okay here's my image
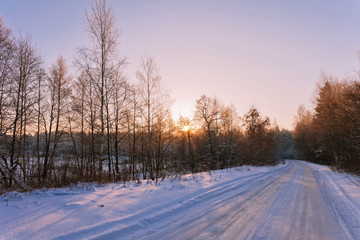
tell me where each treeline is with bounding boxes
[0,0,294,193]
[294,74,360,174]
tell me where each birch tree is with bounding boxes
[137,57,170,180]
[41,56,71,183]
[76,0,125,181]
[5,35,41,188]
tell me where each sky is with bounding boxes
[1,0,360,129]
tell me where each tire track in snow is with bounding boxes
[54,160,360,240]
[145,162,296,240]
[313,166,360,239]
[141,161,360,240]
[54,164,292,240]
[250,161,343,240]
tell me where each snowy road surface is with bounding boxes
[1,160,360,240]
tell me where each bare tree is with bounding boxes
[0,16,13,134]
[0,16,14,188]
[76,0,125,181]
[137,57,170,181]
[127,85,141,180]
[178,116,196,172]
[194,95,223,169]
[71,72,88,179]
[111,74,127,180]
[220,104,240,167]
[3,35,41,189]
[35,69,46,186]
[42,56,71,183]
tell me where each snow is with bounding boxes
[1,160,359,240]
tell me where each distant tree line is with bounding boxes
[0,0,294,193]
[294,73,360,174]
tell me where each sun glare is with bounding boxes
[182,125,190,132]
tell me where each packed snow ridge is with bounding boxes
[1,160,360,240]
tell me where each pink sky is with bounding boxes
[1,0,360,129]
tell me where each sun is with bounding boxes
[182,125,190,132]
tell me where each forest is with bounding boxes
[293,74,360,175]
[1,0,358,194]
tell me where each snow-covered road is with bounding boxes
[1,160,360,240]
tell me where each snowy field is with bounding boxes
[1,160,360,240]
